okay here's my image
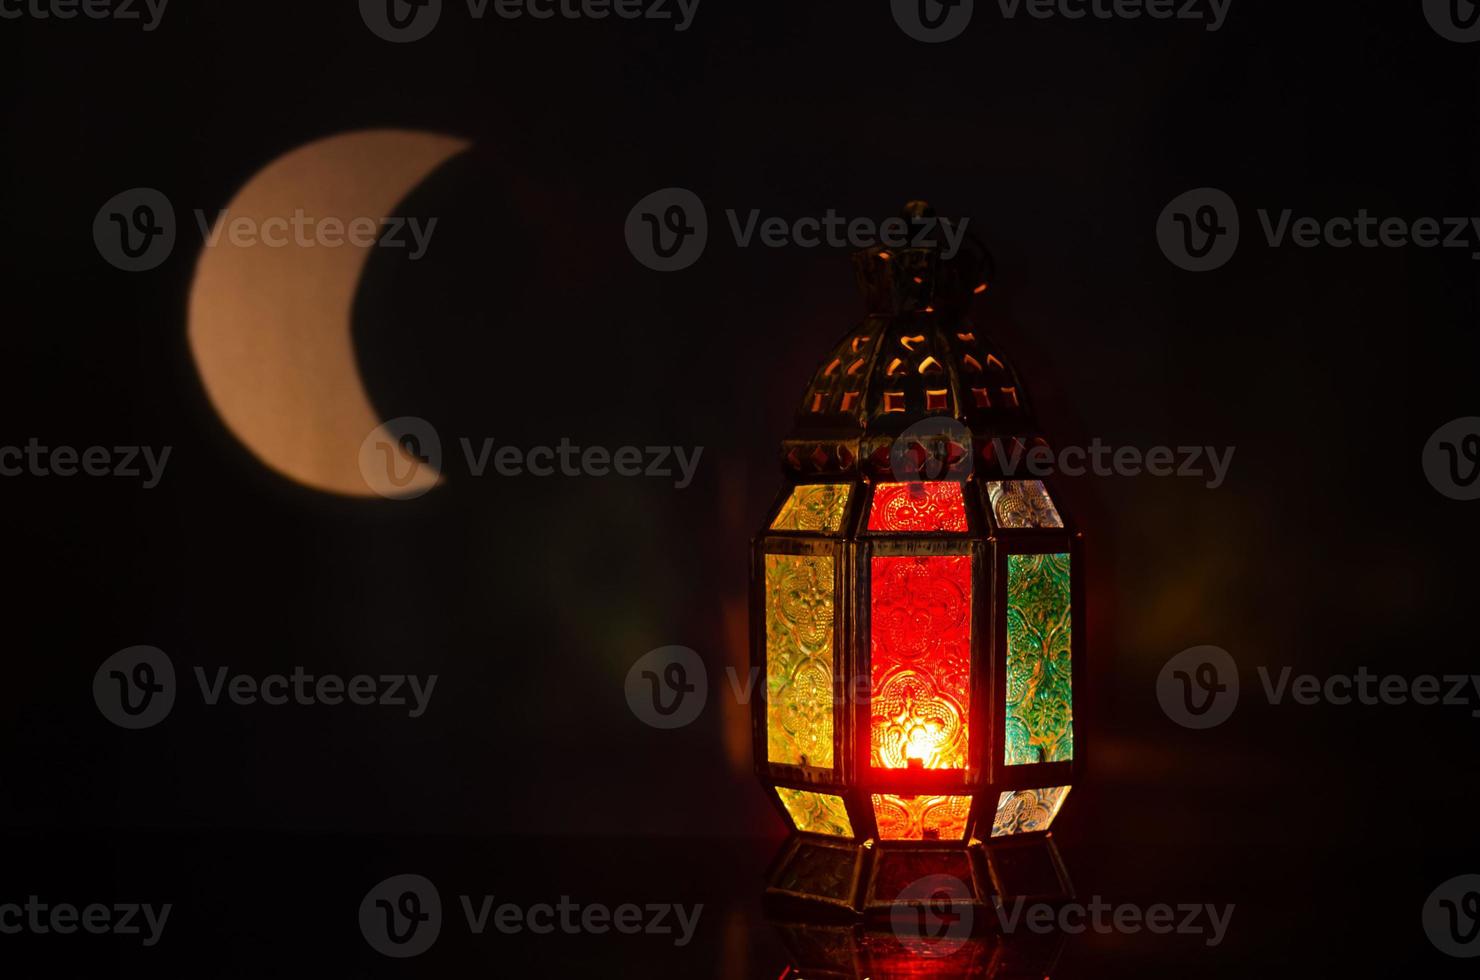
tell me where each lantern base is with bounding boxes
[763,834,1073,920]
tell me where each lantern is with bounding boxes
[752,203,1081,916]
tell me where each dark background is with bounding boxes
[2,0,1477,974]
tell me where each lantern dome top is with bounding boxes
[783,203,1047,482]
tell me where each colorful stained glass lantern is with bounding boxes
[753,204,1081,915]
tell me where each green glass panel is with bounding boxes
[1004,552,1073,766]
[765,553,835,768]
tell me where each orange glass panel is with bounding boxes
[765,554,836,769]
[868,482,968,532]
[990,786,1071,837]
[871,794,972,841]
[869,555,972,771]
[776,787,854,838]
[771,484,851,533]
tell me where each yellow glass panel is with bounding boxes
[776,787,854,838]
[990,786,1071,837]
[765,554,835,768]
[771,484,852,532]
[871,794,972,841]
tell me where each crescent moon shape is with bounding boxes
[188,129,470,498]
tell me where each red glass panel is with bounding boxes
[867,483,967,532]
[869,555,972,770]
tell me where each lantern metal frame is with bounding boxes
[751,205,1084,915]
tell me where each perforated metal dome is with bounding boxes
[782,203,1049,482]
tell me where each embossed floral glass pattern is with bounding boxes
[1004,552,1073,766]
[867,482,968,532]
[871,794,973,841]
[766,554,836,768]
[771,484,852,533]
[987,480,1063,529]
[776,787,855,838]
[990,786,1071,837]
[870,555,972,771]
